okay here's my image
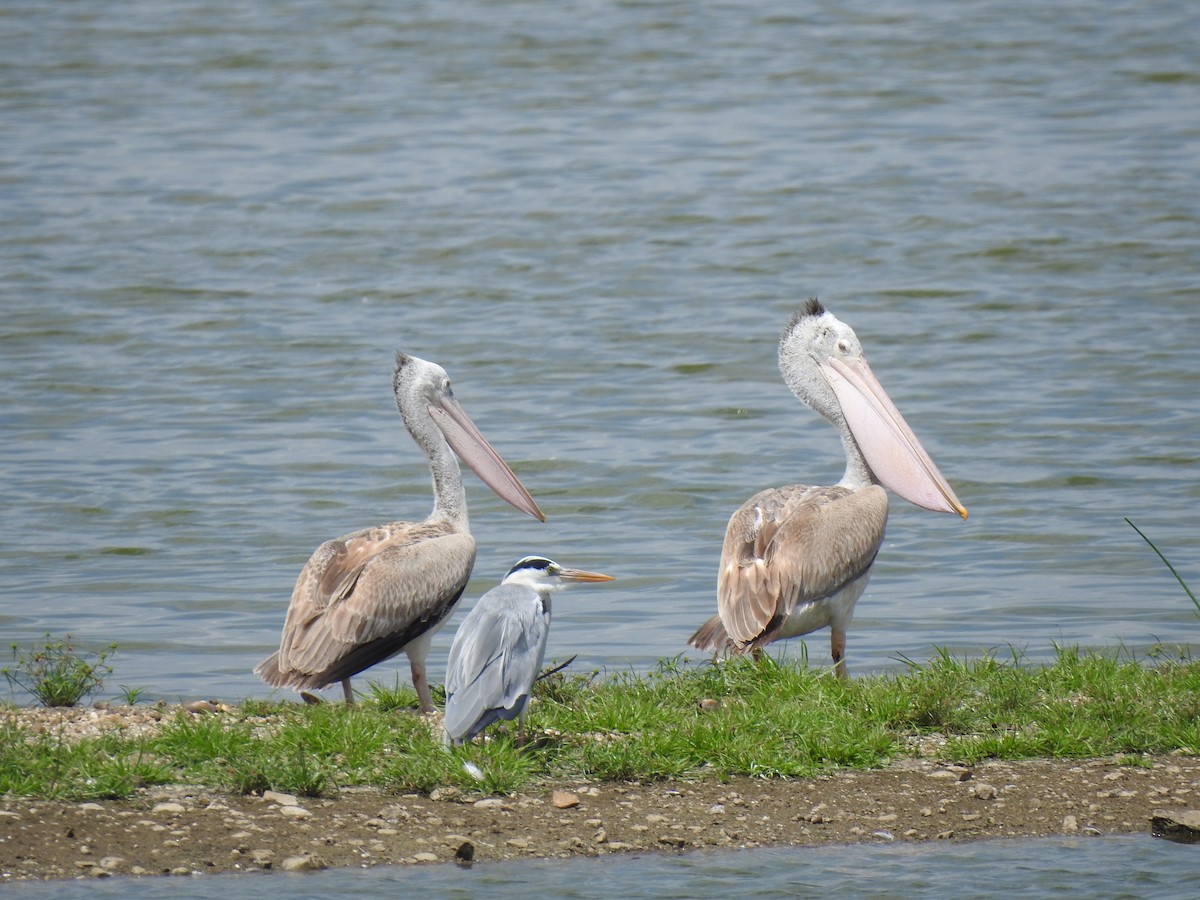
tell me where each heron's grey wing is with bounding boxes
[266,521,475,683]
[717,484,887,645]
[443,586,548,742]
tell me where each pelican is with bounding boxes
[688,299,966,675]
[255,353,545,709]
[443,556,614,745]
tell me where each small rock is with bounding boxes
[1150,809,1200,843]
[279,805,311,820]
[262,790,299,807]
[152,802,186,815]
[98,856,127,871]
[1062,815,1079,833]
[250,849,275,868]
[552,791,580,809]
[430,787,462,802]
[878,813,897,823]
[972,783,999,800]
[413,852,439,863]
[279,854,327,872]
[473,798,505,810]
[699,698,720,711]
[506,838,530,849]
[646,813,667,824]
[708,804,725,815]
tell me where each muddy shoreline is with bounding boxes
[4,752,1198,882]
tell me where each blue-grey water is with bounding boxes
[3,0,1198,893]
[3,836,1197,900]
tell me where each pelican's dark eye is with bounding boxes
[836,339,850,353]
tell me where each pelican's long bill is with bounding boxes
[428,397,546,522]
[555,568,616,584]
[821,356,968,519]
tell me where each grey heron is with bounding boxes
[443,556,614,745]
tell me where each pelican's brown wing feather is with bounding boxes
[261,521,475,687]
[717,484,888,646]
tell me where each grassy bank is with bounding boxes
[3,645,1198,802]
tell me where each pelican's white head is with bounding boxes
[777,298,864,428]
[776,300,967,518]
[392,352,545,523]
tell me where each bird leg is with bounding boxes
[830,628,848,679]
[341,678,355,704]
[410,660,436,713]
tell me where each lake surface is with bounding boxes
[3,0,1198,893]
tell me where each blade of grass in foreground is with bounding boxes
[1126,517,1198,614]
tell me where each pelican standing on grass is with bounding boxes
[444,556,614,745]
[689,299,967,675]
[255,353,545,709]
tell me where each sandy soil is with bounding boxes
[2,705,1198,882]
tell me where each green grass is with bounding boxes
[0,718,173,800]
[2,635,117,708]
[3,646,1198,801]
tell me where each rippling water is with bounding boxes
[8,835,1199,899]
[3,0,1199,892]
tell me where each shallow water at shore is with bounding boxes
[5,835,1197,899]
